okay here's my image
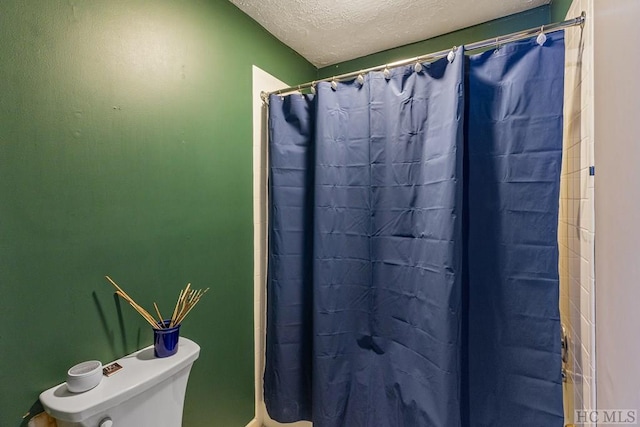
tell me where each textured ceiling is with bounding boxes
[230,0,550,67]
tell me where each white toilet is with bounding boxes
[39,337,200,427]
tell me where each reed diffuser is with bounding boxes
[105,275,209,329]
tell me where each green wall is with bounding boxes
[0,1,315,426]
[551,0,575,22]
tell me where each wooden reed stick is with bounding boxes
[174,288,209,325]
[106,276,136,302]
[127,301,159,328]
[115,290,154,321]
[121,294,158,326]
[118,294,159,328]
[107,276,161,329]
[177,287,193,318]
[153,303,165,328]
[171,286,189,327]
[169,289,184,328]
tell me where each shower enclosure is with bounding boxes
[263,31,566,427]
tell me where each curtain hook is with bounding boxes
[536,25,547,46]
[414,61,423,73]
[331,78,338,91]
[447,46,457,63]
[356,74,365,86]
[310,82,316,95]
[383,66,391,80]
[495,37,501,51]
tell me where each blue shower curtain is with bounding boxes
[266,31,564,427]
[463,31,565,426]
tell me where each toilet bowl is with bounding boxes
[39,337,200,427]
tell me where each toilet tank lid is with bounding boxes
[39,337,200,423]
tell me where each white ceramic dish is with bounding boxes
[66,360,103,393]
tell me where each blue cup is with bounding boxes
[154,320,181,358]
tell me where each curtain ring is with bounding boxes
[447,46,457,63]
[536,26,547,46]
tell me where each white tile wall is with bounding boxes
[559,1,596,425]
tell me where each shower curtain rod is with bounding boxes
[261,12,585,101]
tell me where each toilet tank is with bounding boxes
[40,337,200,427]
